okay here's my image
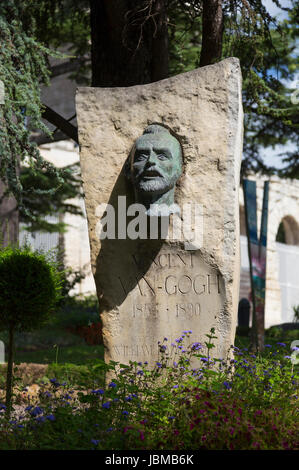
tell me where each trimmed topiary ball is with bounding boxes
[0,246,62,332]
[0,245,63,417]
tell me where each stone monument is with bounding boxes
[76,58,243,367]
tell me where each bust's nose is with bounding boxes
[146,150,157,167]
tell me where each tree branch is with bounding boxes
[42,105,79,144]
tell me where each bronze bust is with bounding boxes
[126,124,183,215]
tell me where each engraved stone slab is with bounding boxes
[76,58,243,366]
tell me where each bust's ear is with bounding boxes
[124,145,135,181]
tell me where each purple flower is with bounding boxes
[50,378,60,387]
[173,361,178,367]
[91,388,104,395]
[277,342,286,347]
[164,337,168,341]
[291,346,299,351]
[168,416,175,420]
[265,344,272,348]
[201,357,209,362]
[30,407,43,417]
[102,402,111,409]
[91,439,100,446]
[156,362,162,368]
[144,361,148,365]
[137,370,144,376]
[36,416,46,423]
[173,385,179,389]
[0,404,6,411]
[223,381,232,390]
[46,414,55,421]
[122,410,129,416]
[284,355,291,359]
[109,382,117,388]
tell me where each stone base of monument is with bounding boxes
[76,57,243,370]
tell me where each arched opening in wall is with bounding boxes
[276,216,299,245]
[276,215,299,324]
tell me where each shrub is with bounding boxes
[0,245,62,416]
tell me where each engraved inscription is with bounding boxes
[113,344,158,357]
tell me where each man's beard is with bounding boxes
[136,175,173,194]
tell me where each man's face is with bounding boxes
[131,133,182,195]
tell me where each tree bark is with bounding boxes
[199,0,223,67]
[90,0,169,87]
[0,181,19,247]
[5,327,14,419]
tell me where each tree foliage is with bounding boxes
[19,163,83,233]
[0,0,65,221]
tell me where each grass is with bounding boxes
[14,344,104,366]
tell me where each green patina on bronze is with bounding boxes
[126,124,183,214]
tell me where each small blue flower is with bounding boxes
[25,405,33,411]
[91,389,104,395]
[164,337,168,341]
[156,362,162,368]
[35,416,46,423]
[201,357,209,362]
[50,378,60,386]
[144,361,148,365]
[107,427,113,432]
[109,382,117,388]
[265,344,272,348]
[223,381,232,390]
[0,404,6,410]
[277,342,286,347]
[102,402,111,409]
[30,407,43,417]
[173,385,179,389]
[46,414,55,421]
[168,416,175,420]
[122,410,129,416]
[137,370,144,375]
[91,439,100,446]
[284,355,291,359]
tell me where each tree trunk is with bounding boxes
[0,180,19,247]
[5,327,14,419]
[199,0,223,67]
[90,0,169,87]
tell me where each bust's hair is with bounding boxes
[143,124,171,136]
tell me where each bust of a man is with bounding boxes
[126,124,183,215]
